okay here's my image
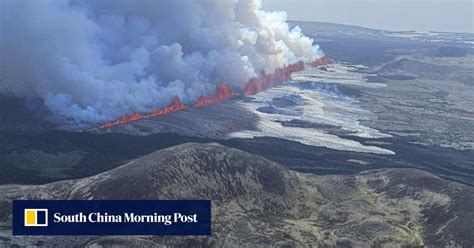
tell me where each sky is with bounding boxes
[262,0,473,33]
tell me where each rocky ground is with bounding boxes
[1,21,473,247]
[1,143,473,247]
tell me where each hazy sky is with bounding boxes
[263,0,473,33]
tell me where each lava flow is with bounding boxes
[195,84,237,107]
[98,112,145,129]
[244,61,304,95]
[95,57,332,130]
[148,96,187,117]
[98,96,186,129]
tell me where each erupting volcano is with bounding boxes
[2,0,330,127]
[148,96,187,117]
[98,96,187,129]
[96,57,332,130]
[195,84,237,107]
[244,61,305,95]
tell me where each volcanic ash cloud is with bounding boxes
[0,0,323,126]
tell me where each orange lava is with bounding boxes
[98,96,186,129]
[244,61,304,95]
[99,112,145,129]
[195,84,237,107]
[96,57,333,129]
[148,96,187,117]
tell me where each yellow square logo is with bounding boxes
[24,209,48,227]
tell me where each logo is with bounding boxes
[24,209,48,227]
[14,200,211,235]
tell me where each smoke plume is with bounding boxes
[0,0,323,126]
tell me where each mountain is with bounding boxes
[0,143,473,247]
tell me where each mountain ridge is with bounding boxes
[0,143,472,247]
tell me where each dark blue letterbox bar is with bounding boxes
[13,200,211,235]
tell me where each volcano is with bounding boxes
[98,96,187,129]
[244,61,305,95]
[147,96,187,117]
[96,57,332,129]
[195,84,237,107]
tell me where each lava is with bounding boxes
[195,84,237,107]
[244,61,304,95]
[148,96,187,117]
[96,57,332,129]
[98,96,187,129]
[99,112,145,129]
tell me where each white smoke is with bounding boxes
[0,0,323,126]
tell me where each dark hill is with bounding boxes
[0,143,472,247]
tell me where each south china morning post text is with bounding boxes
[53,212,198,225]
[13,200,211,235]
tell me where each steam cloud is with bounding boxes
[0,0,323,126]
